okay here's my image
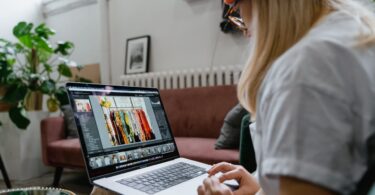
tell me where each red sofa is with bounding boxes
[41,85,239,186]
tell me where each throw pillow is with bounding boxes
[61,104,79,138]
[215,103,249,149]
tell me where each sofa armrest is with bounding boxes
[41,116,66,166]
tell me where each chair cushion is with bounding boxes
[175,137,239,164]
[47,138,85,168]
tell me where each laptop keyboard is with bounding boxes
[117,162,206,194]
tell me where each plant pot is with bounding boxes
[0,86,13,112]
[24,91,43,111]
[0,111,52,180]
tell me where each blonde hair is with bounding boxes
[237,0,375,115]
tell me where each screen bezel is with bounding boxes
[65,82,180,182]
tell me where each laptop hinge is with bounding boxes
[91,155,179,181]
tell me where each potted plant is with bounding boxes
[0,21,85,129]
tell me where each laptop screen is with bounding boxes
[66,83,179,179]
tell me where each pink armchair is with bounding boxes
[41,117,84,186]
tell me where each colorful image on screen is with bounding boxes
[96,96,157,146]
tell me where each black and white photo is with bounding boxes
[125,35,150,74]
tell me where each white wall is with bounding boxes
[108,0,250,84]
[45,3,101,69]
[0,0,44,41]
[3,0,375,85]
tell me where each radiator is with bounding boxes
[120,65,243,89]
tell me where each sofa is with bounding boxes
[41,85,240,186]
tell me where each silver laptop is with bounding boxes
[66,82,212,195]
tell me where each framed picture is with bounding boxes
[125,35,150,74]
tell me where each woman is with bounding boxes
[198,0,375,195]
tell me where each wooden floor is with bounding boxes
[0,170,92,195]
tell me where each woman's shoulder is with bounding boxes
[268,10,368,84]
[267,37,358,85]
[261,36,369,106]
[261,10,375,102]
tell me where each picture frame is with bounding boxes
[124,35,150,74]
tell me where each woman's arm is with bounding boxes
[280,176,337,195]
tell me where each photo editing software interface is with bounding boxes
[68,85,176,175]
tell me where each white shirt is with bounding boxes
[253,11,375,195]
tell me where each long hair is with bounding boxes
[237,0,375,115]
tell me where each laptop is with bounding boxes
[65,82,213,195]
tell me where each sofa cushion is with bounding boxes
[160,85,238,138]
[47,138,85,168]
[175,137,239,164]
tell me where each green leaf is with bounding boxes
[35,23,55,39]
[0,60,13,84]
[6,58,15,66]
[13,22,33,38]
[0,39,11,50]
[43,63,53,73]
[5,73,19,85]
[38,49,53,63]
[9,107,30,129]
[2,84,28,103]
[55,86,69,106]
[18,35,33,48]
[58,63,72,77]
[14,43,26,53]
[34,36,53,53]
[54,41,74,56]
[40,79,56,94]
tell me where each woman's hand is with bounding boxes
[197,176,233,195]
[197,162,260,195]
